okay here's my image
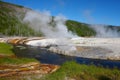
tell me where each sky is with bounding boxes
[3,0,120,26]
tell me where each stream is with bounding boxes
[13,45,120,69]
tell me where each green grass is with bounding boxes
[0,57,38,65]
[0,43,120,80]
[0,43,14,56]
[1,61,120,80]
[0,43,39,65]
[42,61,120,80]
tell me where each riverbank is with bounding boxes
[0,43,59,78]
[0,42,120,80]
[42,61,120,80]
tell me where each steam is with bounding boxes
[23,10,77,38]
[83,10,120,38]
[90,24,120,38]
[23,10,120,38]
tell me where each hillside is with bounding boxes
[66,20,96,37]
[0,1,42,36]
[0,1,120,37]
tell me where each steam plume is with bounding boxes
[90,24,120,38]
[23,10,77,38]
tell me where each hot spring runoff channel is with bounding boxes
[13,45,120,69]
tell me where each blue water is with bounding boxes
[13,45,120,69]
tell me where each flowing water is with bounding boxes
[13,45,120,69]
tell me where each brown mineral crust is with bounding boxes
[0,63,60,77]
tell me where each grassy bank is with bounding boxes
[0,43,120,80]
[42,61,120,80]
[0,43,14,56]
[0,57,38,65]
[0,43,38,65]
[1,61,120,80]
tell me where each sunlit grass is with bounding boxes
[0,57,38,65]
[0,43,14,56]
[0,43,39,65]
[42,61,120,80]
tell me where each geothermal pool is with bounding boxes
[0,37,120,68]
[13,45,120,69]
[23,37,120,60]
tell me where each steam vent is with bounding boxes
[0,37,120,60]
